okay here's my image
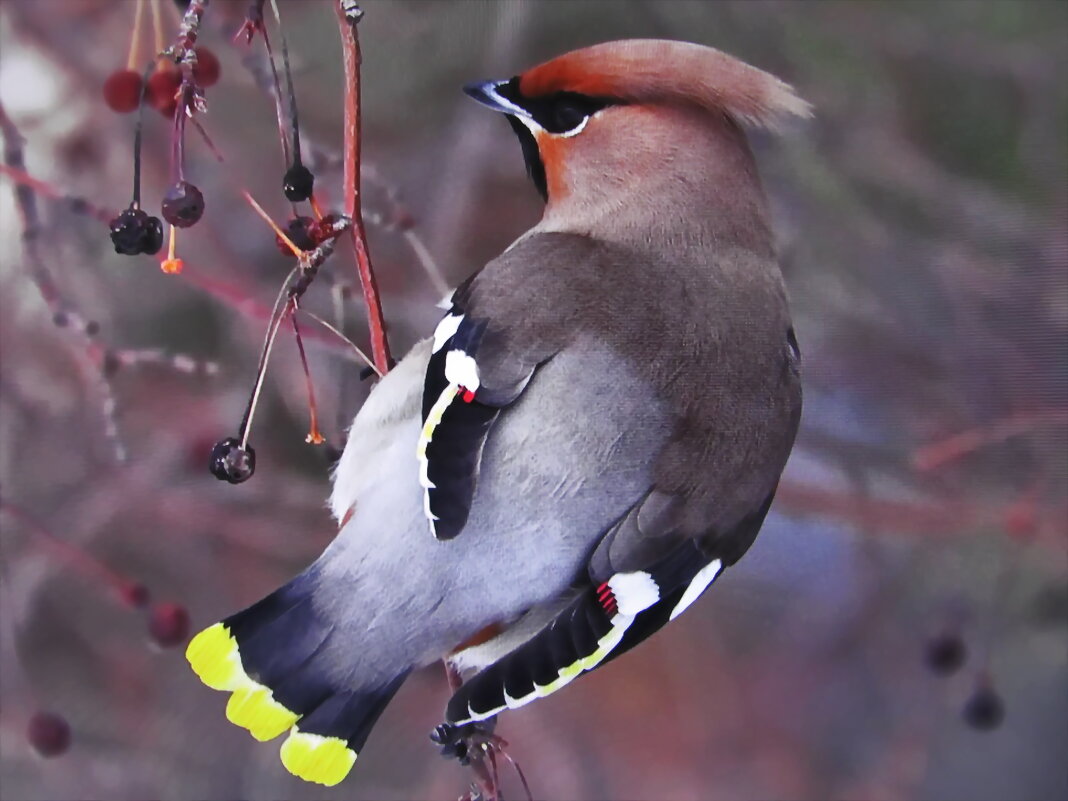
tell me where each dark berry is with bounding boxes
[147,68,181,117]
[1004,498,1037,540]
[101,350,122,378]
[963,684,1005,731]
[148,602,190,648]
[192,47,221,87]
[120,582,150,608]
[283,163,315,202]
[161,181,205,228]
[277,216,316,254]
[103,69,144,113]
[1031,582,1068,628]
[52,311,68,327]
[109,206,165,255]
[26,711,71,757]
[391,207,416,231]
[924,633,967,676]
[85,320,100,336]
[209,437,256,484]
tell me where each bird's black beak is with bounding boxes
[462,80,530,118]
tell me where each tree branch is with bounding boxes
[333,0,391,375]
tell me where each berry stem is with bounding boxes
[237,270,298,449]
[127,0,146,71]
[269,0,303,169]
[290,304,325,444]
[333,1,391,375]
[259,26,292,168]
[170,91,187,182]
[241,189,301,257]
[131,61,156,207]
[150,0,165,56]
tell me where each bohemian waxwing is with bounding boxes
[187,38,809,786]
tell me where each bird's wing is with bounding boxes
[417,235,589,540]
[418,300,531,540]
[443,488,778,726]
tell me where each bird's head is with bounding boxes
[465,39,811,234]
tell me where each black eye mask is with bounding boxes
[496,77,616,135]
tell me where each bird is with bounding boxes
[186,38,809,787]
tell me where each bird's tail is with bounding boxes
[186,574,407,786]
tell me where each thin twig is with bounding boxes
[333,0,391,375]
[298,307,378,376]
[0,501,143,605]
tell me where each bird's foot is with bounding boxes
[430,717,500,766]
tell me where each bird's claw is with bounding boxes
[430,717,499,765]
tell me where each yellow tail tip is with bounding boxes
[226,687,299,742]
[186,622,243,691]
[280,729,357,787]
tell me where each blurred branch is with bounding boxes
[1,100,127,461]
[912,408,1068,472]
[775,480,1065,555]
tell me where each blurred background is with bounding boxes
[0,1,1065,799]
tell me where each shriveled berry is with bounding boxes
[209,437,256,484]
[26,711,71,757]
[283,163,315,202]
[161,181,205,228]
[924,633,967,676]
[963,684,1005,731]
[310,213,344,244]
[148,602,190,648]
[192,47,221,87]
[109,206,165,255]
[277,216,316,254]
[103,69,144,113]
[147,68,182,117]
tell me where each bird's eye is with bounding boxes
[551,98,589,133]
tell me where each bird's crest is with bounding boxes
[519,39,812,131]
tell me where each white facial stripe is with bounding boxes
[432,313,463,353]
[557,115,590,138]
[607,571,660,617]
[482,82,533,119]
[512,113,544,135]
[668,559,723,621]
[444,350,480,391]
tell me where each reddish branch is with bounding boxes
[0,164,113,224]
[912,408,1068,472]
[0,501,146,607]
[333,0,391,375]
